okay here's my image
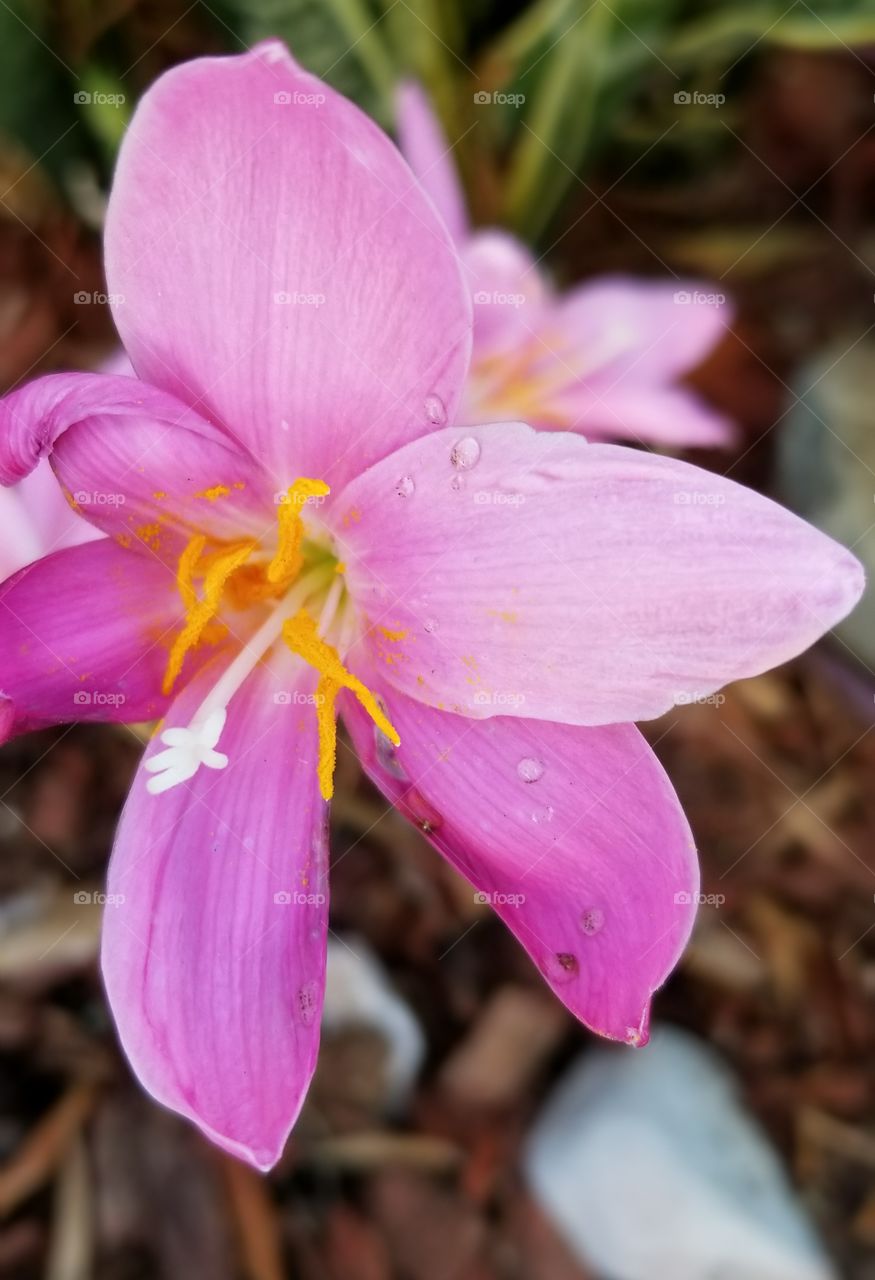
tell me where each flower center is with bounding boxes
[146,478,398,801]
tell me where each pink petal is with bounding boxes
[0,372,273,555]
[558,275,732,385]
[102,656,328,1169]
[105,42,471,490]
[545,385,735,448]
[0,539,181,740]
[395,80,468,243]
[465,230,548,352]
[343,673,698,1041]
[330,423,864,725]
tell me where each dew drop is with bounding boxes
[424,393,447,425]
[395,475,415,498]
[450,436,481,470]
[450,474,464,492]
[531,805,554,824]
[375,724,407,780]
[517,756,544,784]
[296,981,319,1026]
[423,618,438,634]
[579,907,604,936]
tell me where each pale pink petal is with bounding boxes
[15,462,100,557]
[465,230,548,352]
[0,372,273,554]
[396,80,468,243]
[343,673,698,1041]
[331,423,864,725]
[544,385,735,447]
[0,540,182,740]
[102,656,328,1170]
[105,42,471,490]
[558,276,732,385]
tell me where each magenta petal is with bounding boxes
[102,657,328,1170]
[331,423,864,726]
[344,675,698,1040]
[396,80,469,243]
[105,42,471,489]
[0,540,181,738]
[0,372,272,552]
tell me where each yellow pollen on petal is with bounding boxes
[268,478,331,586]
[196,484,231,501]
[162,536,256,695]
[283,608,399,801]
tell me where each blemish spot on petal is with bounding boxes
[450,436,481,470]
[395,475,415,498]
[517,756,544,783]
[450,475,464,492]
[579,907,605,936]
[297,981,320,1026]
[423,618,438,634]
[543,952,579,985]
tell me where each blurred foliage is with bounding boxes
[1,0,874,241]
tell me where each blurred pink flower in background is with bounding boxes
[0,44,862,1171]
[397,82,735,447]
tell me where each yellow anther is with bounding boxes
[163,537,256,695]
[283,608,399,801]
[269,478,330,586]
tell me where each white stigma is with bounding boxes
[145,707,229,795]
[145,563,344,798]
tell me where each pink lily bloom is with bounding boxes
[0,43,862,1170]
[397,82,735,447]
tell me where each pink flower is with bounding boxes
[397,81,735,447]
[0,43,862,1169]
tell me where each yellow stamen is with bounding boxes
[163,537,256,695]
[283,608,399,801]
[269,478,330,586]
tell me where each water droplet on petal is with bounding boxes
[395,475,415,498]
[531,805,554,824]
[450,436,481,470]
[579,907,604,936]
[424,393,447,425]
[296,981,320,1026]
[423,618,438,634]
[450,474,464,492]
[402,787,443,835]
[375,723,407,780]
[517,756,544,783]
